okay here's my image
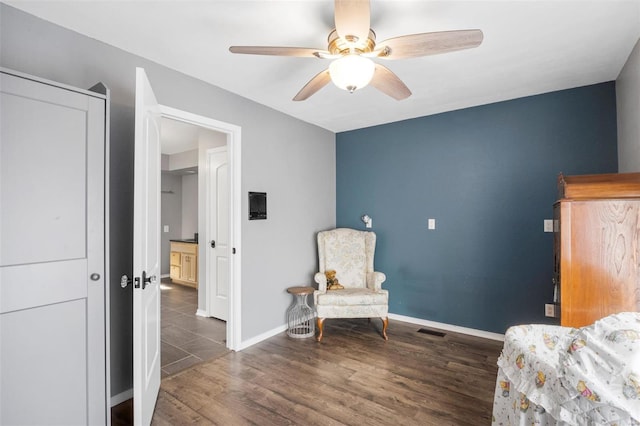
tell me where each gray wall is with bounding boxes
[160,173,183,276]
[617,37,640,172]
[0,4,336,398]
[181,174,198,239]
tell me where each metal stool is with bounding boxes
[286,286,315,338]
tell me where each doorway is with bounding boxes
[159,118,224,376]
[128,67,242,425]
[157,107,241,376]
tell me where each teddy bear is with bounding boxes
[325,269,344,290]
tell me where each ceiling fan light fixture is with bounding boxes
[229,1,483,101]
[329,54,375,93]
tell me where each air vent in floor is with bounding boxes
[417,328,446,337]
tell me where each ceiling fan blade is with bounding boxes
[377,29,483,59]
[293,69,332,101]
[370,64,411,100]
[334,0,370,45]
[229,46,327,58]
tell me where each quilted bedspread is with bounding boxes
[492,312,640,425]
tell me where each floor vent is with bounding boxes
[417,328,446,337]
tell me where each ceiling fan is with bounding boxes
[229,0,483,101]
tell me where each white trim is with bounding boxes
[388,313,504,341]
[238,316,503,350]
[237,324,288,351]
[160,273,170,279]
[110,388,133,407]
[195,308,208,317]
[101,84,112,426]
[228,130,241,351]
[157,105,242,352]
[1,67,107,100]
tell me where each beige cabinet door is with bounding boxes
[181,253,198,283]
[169,251,181,280]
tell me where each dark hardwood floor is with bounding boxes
[113,318,503,425]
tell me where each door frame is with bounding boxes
[158,105,242,351]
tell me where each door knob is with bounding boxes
[120,275,132,288]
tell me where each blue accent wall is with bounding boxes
[336,82,618,333]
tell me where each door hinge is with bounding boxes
[232,247,236,254]
[142,270,156,289]
[133,271,156,289]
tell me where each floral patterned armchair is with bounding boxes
[313,228,389,342]
[492,312,640,425]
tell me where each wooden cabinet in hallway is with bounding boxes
[169,240,198,288]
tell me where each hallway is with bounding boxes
[160,280,229,377]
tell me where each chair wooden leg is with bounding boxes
[316,317,325,342]
[381,317,389,340]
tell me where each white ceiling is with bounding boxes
[6,0,640,133]
[160,117,201,155]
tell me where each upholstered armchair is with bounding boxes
[313,228,389,342]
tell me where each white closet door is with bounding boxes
[0,71,106,425]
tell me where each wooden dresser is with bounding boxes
[169,241,198,288]
[554,172,640,327]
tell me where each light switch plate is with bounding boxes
[543,219,553,233]
[545,303,557,317]
[163,225,169,233]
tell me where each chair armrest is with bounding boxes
[366,271,386,291]
[314,272,327,292]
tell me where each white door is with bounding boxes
[207,148,229,321]
[0,70,106,424]
[133,68,162,426]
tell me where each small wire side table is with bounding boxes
[286,286,315,338]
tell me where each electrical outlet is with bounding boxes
[544,303,557,317]
[163,225,169,233]
[544,219,553,233]
[428,218,436,230]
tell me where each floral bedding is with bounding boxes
[492,312,640,425]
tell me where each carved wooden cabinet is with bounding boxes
[554,172,640,328]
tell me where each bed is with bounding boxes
[492,312,640,425]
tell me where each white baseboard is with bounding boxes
[229,315,503,352]
[388,313,504,341]
[238,324,288,351]
[160,273,170,278]
[195,309,208,317]
[110,388,133,407]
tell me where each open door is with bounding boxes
[133,68,161,425]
